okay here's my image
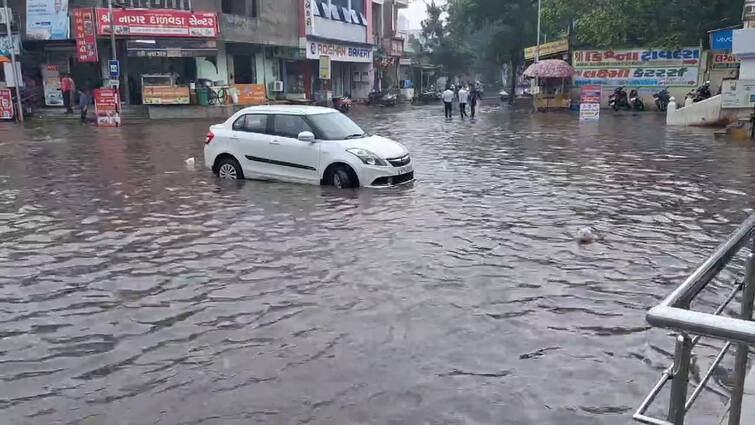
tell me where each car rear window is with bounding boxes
[233,114,267,133]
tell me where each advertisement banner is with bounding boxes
[234,84,266,105]
[142,86,190,104]
[711,29,733,51]
[721,79,755,109]
[96,8,219,38]
[573,48,701,68]
[0,89,14,120]
[319,55,331,79]
[94,88,121,127]
[26,0,70,40]
[580,85,602,104]
[524,39,569,61]
[573,66,699,87]
[42,64,63,106]
[0,34,21,56]
[73,8,98,63]
[306,40,372,63]
[712,52,739,69]
[579,86,601,121]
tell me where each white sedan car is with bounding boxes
[204,105,414,188]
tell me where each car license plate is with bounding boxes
[397,164,413,175]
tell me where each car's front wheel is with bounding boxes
[216,156,244,180]
[332,166,357,189]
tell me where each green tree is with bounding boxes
[542,0,743,48]
[460,0,537,102]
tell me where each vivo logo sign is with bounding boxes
[711,29,733,51]
[312,1,368,26]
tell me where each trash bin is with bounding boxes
[197,87,209,106]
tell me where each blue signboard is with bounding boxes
[711,29,733,51]
[109,60,120,80]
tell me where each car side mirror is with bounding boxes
[298,131,316,143]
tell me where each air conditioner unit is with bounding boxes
[271,81,284,92]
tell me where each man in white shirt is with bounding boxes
[458,85,469,119]
[441,87,454,119]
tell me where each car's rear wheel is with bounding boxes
[217,157,243,180]
[332,167,355,189]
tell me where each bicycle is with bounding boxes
[208,87,227,106]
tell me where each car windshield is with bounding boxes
[307,112,366,140]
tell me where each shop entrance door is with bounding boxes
[233,55,255,84]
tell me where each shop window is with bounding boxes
[222,0,257,17]
[233,54,256,84]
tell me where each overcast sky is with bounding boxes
[401,0,444,30]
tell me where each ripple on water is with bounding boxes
[0,106,753,424]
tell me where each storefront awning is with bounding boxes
[127,39,217,57]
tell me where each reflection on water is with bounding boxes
[0,104,753,425]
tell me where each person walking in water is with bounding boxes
[61,73,75,114]
[458,85,469,119]
[469,84,479,118]
[442,86,454,119]
[78,87,92,122]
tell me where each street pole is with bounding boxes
[3,0,23,122]
[533,0,542,112]
[108,0,116,86]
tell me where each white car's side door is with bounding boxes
[231,113,275,178]
[264,114,321,183]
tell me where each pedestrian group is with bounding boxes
[442,81,482,120]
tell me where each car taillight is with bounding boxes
[205,131,215,144]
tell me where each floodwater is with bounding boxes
[0,103,753,425]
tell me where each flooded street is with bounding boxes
[1,104,754,425]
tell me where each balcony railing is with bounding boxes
[634,214,755,425]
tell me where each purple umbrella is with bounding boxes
[523,59,574,79]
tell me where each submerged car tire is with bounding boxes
[216,156,244,180]
[332,167,356,189]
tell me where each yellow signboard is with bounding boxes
[319,55,331,80]
[524,39,569,61]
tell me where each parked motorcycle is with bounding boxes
[628,89,645,111]
[688,81,712,103]
[653,88,671,111]
[609,87,630,111]
[367,90,398,107]
[332,96,352,113]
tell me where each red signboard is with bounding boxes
[0,89,13,120]
[94,88,121,127]
[580,85,602,104]
[95,8,219,38]
[73,8,98,63]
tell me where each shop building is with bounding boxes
[299,0,375,100]
[371,0,409,96]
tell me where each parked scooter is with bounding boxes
[609,87,630,111]
[653,88,671,111]
[367,90,398,107]
[628,89,645,111]
[332,95,352,113]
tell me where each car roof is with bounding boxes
[236,105,337,116]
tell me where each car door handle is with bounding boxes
[229,136,240,140]
[269,140,281,145]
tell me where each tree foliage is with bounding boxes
[542,0,743,47]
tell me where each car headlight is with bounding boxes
[346,148,388,166]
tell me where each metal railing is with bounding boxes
[634,214,755,425]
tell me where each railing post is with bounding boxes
[668,333,693,425]
[729,240,755,425]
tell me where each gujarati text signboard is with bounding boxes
[573,47,701,87]
[96,8,219,38]
[524,39,569,61]
[579,85,601,121]
[73,8,98,62]
[94,88,121,127]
